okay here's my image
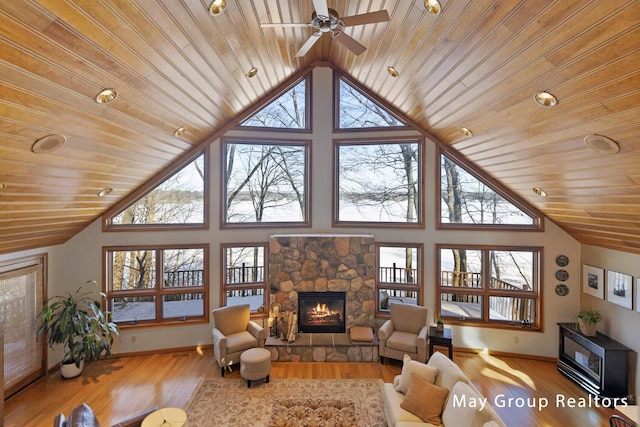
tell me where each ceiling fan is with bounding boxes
[261,0,390,57]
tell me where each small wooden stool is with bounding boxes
[240,348,271,388]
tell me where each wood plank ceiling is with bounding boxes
[0,0,639,255]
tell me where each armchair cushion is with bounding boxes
[226,330,259,354]
[387,331,421,354]
[213,304,251,336]
[390,303,429,335]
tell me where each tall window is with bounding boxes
[240,76,309,130]
[377,243,423,313]
[107,153,207,229]
[105,245,208,326]
[222,138,310,226]
[439,151,542,229]
[437,245,541,329]
[334,138,423,226]
[336,75,407,129]
[221,244,267,313]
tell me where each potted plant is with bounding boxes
[436,316,445,332]
[575,308,601,337]
[36,281,120,378]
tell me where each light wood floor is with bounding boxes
[4,347,621,427]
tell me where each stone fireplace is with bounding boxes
[269,234,376,332]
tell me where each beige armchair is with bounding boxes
[212,304,266,376]
[378,303,428,364]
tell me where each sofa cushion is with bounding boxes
[68,403,101,427]
[401,373,449,425]
[441,382,506,427]
[427,351,469,391]
[395,354,438,394]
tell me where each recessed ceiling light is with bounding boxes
[533,91,558,107]
[208,0,226,15]
[424,0,442,15]
[32,134,66,154]
[532,187,548,197]
[246,67,258,78]
[387,66,399,77]
[94,88,118,104]
[584,134,619,154]
[98,187,113,197]
[173,127,187,137]
[459,127,473,137]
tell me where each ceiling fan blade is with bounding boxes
[261,23,310,28]
[341,10,390,27]
[312,0,330,18]
[295,33,322,57]
[334,32,366,56]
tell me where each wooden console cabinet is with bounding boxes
[557,323,631,398]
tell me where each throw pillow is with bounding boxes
[401,372,449,425]
[395,354,438,394]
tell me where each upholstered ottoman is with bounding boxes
[240,347,271,388]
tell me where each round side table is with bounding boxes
[141,407,187,427]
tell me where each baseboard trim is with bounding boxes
[114,344,213,359]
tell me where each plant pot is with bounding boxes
[436,324,444,332]
[577,319,597,336]
[60,358,84,379]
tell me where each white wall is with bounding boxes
[581,244,640,401]
[2,67,583,369]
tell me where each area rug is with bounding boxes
[184,378,386,426]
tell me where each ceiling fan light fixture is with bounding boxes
[425,0,442,15]
[532,187,548,197]
[387,66,399,77]
[460,127,473,137]
[246,67,258,78]
[584,134,619,154]
[94,88,118,104]
[173,127,187,137]
[32,133,66,154]
[533,91,558,107]
[208,0,226,16]
[98,187,113,197]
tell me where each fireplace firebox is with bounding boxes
[298,291,346,333]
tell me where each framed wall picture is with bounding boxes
[606,270,633,309]
[582,264,604,300]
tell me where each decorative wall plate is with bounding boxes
[555,255,569,267]
[556,269,569,281]
[555,284,569,296]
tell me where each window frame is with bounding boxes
[333,137,425,228]
[103,149,209,231]
[104,244,209,328]
[220,242,268,316]
[221,137,311,228]
[237,73,312,133]
[376,242,424,317]
[437,148,543,231]
[333,72,409,132]
[435,244,543,331]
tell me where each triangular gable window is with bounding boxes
[337,76,408,129]
[108,153,206,227]
[239,76,309,130]
[439,152,542,228]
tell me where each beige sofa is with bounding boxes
[382,352,507,427]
